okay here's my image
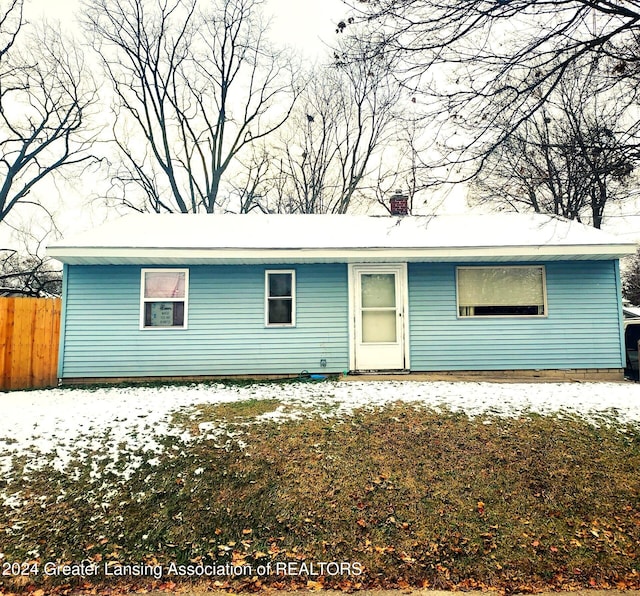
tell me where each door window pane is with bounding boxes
[361,274,396,308]
[362,311,397,343]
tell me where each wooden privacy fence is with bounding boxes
[0,297,61,391]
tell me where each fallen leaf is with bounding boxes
[232,551,247,565]
[253,551,268,558]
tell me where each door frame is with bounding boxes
[347,263,410,372]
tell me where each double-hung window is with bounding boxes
[140,269,189,329]
[457,266,546,317]
[265,270,295,326]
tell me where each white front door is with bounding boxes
[350,264,408,371]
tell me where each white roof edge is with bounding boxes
[47,213,637,264]
[48,243,637,265]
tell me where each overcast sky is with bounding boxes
[24,0,347,57]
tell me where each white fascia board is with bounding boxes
[48,243,637,265]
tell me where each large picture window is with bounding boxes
[457,266,546,317]
[141,269,188,329]
[265,270,295,326]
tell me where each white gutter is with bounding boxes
[48,243,637,265]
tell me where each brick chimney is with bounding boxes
[390,190,409,216]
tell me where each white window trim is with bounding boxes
[456,265,548,319]
[265,269,296,327]
[140,268,189,330]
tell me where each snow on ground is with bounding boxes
[1,379,640,494]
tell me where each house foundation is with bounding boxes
[60,368,626,386]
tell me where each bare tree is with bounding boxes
[84,0,300,214]
[267,72,344,213]
[0,0,21,60]
[372,118,431,215]
[341,0,640,181]
[623,247,640,306]
[0,221,62,296]
[248,41,401,214]
[225,145,272,213]
[0,249,62,296]
[0,2,98,224]
[471,62,638,227]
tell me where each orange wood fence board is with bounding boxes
[0,297,61,391]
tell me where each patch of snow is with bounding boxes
[51,212,631,252]
[2,379,640,503]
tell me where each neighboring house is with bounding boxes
[623,301,640,319]
[623,301,640,380]
[48,212,636,383]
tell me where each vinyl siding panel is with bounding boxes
[59,259,625,378]
[408,261,624,370]
[60,264,349,377]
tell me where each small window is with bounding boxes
[265,270,295,326]
[141,269,188,329]
[457,266,546,317]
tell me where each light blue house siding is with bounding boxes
[58,259,625,379]
[408,260,625,370]
[59,263,350,378]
